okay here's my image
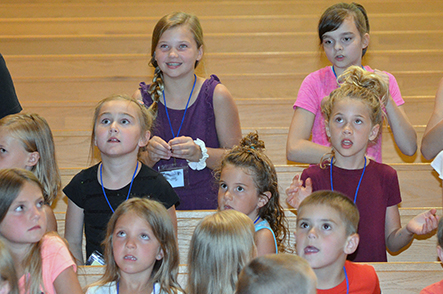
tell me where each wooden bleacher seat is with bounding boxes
[55,208,441,264]
[76,262,443,294]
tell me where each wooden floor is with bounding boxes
[3,1,443,293]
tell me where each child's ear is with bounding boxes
[344,233,359,255]
[437,245,443,261]
[369,124,380,141]
[197,45,204,62]
[138,130,150,147]
[26,151,40,168]
[156,248,164,261]
[361,33,370,50]
[257,191,271,208]
[325,120,331,138]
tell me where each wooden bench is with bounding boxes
[55,208,441,264]
[76,262,443,294]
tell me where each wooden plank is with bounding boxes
[11,72,443,103]
[1,1,443,18]
[20,95,434,131]
[77,262,443,294]
[55,208,441,269]
[2,32,443,55]
[2,13,443,35]
[276,164,442,209]
[51,161,442,210]
[41,126,432,170]
[5,50,443,77]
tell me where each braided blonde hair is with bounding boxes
[148,12,204,118]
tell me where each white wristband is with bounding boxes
[187,138,209,170]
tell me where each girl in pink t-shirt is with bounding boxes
[0,169,81,294]
[287,2,416,164]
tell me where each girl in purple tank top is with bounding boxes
[134,12,241,209]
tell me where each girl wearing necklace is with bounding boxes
[133,12,241,210]
[86,198,183,294]
[64,95,179,265]
[287,66,438,262]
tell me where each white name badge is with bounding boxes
[158,164,189,188]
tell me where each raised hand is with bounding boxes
[285,174,313,209]
[406,208,439,235]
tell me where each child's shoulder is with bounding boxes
[303,66,334,82]
[41,233,64,247]
[345,260,376,274]
[345,260,380,291]
[73,163,100,180]
[367,160,397,176]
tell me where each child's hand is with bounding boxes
[147,136,172,163]
[169,136,203,162]
[406,208,439,235]
[373,69,391,107]
[285,174,312,209]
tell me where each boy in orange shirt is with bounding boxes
[295,190,380,293]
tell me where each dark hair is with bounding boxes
[318,2,370,56]
[215,132,289,252]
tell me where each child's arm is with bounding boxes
[385,205,438,252]
[374,70,417,156]
[53,266,83,294]
[255,229,276,256]
[285,174,312,209]
[169,84,242,170]
[421,78,443,159]
[385,97,417,156]
[286,108,331,164]
[64,199,85,265]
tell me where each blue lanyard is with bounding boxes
[329,156,366,204]
[100,161,138,213]
[253,216,260,224]
[163,74,197,138]
[331,65,365,79]
[344,266,349,294]
[117,281,155,294]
